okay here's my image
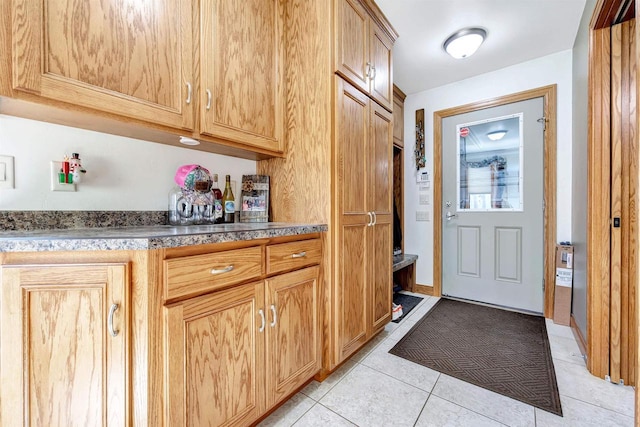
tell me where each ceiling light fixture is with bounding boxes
[487,130,507,141]
[443,27,487,59]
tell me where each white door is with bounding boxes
[442,98,545,313]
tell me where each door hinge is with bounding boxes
[537,116,547,131]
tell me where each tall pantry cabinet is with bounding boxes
[258,0,397,373]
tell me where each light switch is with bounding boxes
[0,155,15,189]
[419,193,430,205]
[416,211,430,221]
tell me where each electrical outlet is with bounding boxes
[416,211,430,221]
[0,155,15,189]
[51,161,76,192]
[419,193,430,205]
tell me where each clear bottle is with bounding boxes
[168,186,182,225]
[222,175,235,223]
[212,174,223,224]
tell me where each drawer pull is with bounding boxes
[270,304,277,327]
[108,303,119,337]
[258,309,265,333]
[291,251,307,259]
[211,265,234,275]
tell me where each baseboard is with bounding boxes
[570,314,587,360]
[415,284,434,296]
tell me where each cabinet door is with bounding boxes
[369,102,393,332]
[200,0,284,153]
[335,77,370,362]
[165,281,265,427]
[265,266,320,408]
[369,22,394,111]
[393,91,404,148]
[370,102,393,216]
[0,264,129,427]
[335,0,370,94]
[12,0,194,130]
[369,220,392,332]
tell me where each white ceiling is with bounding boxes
[375,0,587,95]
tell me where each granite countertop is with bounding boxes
[0,223,328,252]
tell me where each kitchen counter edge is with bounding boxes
[0,223,328,252]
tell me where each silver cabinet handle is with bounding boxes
[367,212,373,226]
[372,211,377,225]
[258,309,265,332]
[446,211,457,221]
[366,62,372,78]
[108,303,119,337]
[211,265,234,275]
[205,89,212,110]
[185,82,192,104]
[270,305,277,327]
[370,65,376,80]
[291,251,306,258]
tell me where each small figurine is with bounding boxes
[69,153,86,183]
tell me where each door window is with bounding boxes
[456,114,524,211]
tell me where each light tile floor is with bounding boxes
[259,293,636,427]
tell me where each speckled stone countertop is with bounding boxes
[0,223,328,252]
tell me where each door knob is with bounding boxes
[446,211,457,221]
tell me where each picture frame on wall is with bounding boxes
[239,175,270,223]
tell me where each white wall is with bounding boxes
[0,115,256,211]
[403,49,573,286]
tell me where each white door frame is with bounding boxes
[432,85,557,318]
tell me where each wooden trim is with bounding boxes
[571,314,588,361]
[360,0,399,42]
[415,284,434,296]
[393,84,406,102]
[433,85,557,319]
[592,0,635,29]
[611,22,624,384]
[587,27,612,380]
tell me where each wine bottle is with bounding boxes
[222,175,235,223]
[212,174,223,224]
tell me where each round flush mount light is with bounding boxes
[443,27,487,59]
[179,136,200,146]
[487,130,507,141]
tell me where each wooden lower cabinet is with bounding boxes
[265,266,320,407]
[165,281,266,427]
[0,235,322,427]
[164,256,321,426]
[0,263,129,427]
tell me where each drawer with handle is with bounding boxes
[266,239,322,275]
[164,246,263,300]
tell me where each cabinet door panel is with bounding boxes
[336,78,370,215]
[165,281,265,427]
[370,219,392,332]
[200,0,284,152]
[393,92,404,148]
[370,102,393,215]
[0,264,129,427]
[369,23,393,111]
[265,266,320,407]
[337,221,369,361]
[335,0,369,93]
[13,0,194,129]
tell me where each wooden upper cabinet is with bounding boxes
[393,85,406,148]
[200,0,285,153]
[335,0,370,94]
[0,263,129,427]
[369,24,393,110]
[334,0,395,111]
[12,0,194,130]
